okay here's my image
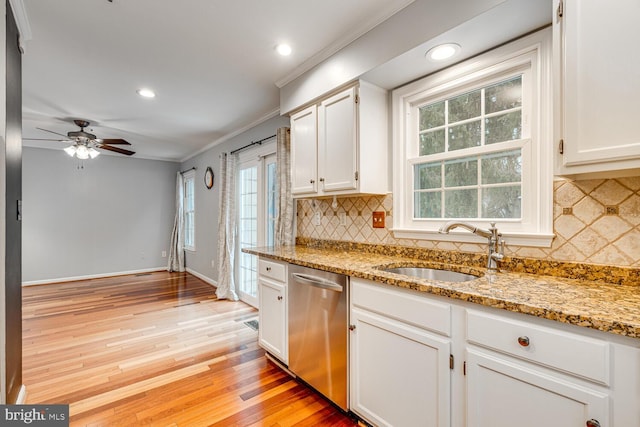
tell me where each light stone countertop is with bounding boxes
[245,244,640,339]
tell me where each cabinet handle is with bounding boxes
[517,336,530,347]
[266,267,271,272]
[277,295,283,301]
[586,420,601,427]
[349,324,356,331]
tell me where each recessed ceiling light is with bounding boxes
[137,88,156,98]
[276,44,292,56]
[425,43,461,62]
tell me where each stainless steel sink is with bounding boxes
[381,267,478,283]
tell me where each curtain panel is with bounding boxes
[275,127,294,246]
[216,152,239,300]
[167,171,185,272]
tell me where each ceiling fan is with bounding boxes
[24,119,135,159]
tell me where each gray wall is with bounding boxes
[22,147,179,283]
[180,114,290,283]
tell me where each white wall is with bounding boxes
[180,114,290,284]
[22,147,179,283]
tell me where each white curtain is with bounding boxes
[167,171,185,272]
[216,152,239,300]
[274,127,295,246]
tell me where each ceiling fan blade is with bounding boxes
[23,137,71,142]
[98,144,135,156]
[36,127,68,138]
[99,138,131,145]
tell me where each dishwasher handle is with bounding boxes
[292,273,343,292]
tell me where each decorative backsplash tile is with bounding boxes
[296,176,640,268]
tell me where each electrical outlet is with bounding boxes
[313,211,321,226]
[161,250,167,258]
[339,212,347,226]
[372,211,385,228]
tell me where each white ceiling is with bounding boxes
[19,0,414,161]
[19,0,551,162]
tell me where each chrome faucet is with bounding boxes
[439,221,505,272]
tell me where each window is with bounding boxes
[183,170,195,251]
[392,30,554,247]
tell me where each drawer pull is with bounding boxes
[586,420,601,427]
[277,295,283,301]
[517,336,530,347]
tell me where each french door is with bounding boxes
[237,146,277,307]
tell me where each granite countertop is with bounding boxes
[245,244,640,339]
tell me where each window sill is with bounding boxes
[390,228,555,248]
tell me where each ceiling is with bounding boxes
[18,0,551,163]
[19,0,414,161]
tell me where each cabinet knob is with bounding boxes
[517,336,530,347]
[266,267,271,272]
[310,179,315,184]
[349,324,356,331]
[277,295,283,301]
[586,420,601,427]
[319,177,325,182]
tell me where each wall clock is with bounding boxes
[204,166,214,189]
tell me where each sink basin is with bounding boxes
[381,267,478,283]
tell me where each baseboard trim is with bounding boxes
[186,268,217,288]
[22,267,166,286]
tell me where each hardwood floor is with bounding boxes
[22,271,358,426]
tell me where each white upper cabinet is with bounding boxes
[318,87,359,193]
[290,81,389,197]
[290,106,318,195]
[554,0,640,178]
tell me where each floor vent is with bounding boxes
[135,273,152,276]
[244,320,259,331]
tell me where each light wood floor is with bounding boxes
[22,271,358,426]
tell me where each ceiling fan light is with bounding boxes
[64,145,77,157]
[88,148,100,159]
[75,145,90,160]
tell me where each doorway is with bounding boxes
[236,143,276,307]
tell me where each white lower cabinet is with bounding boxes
[466,348,608,427]
[349,278,451,427]
[348,277,640,427]
[258,259,287,364]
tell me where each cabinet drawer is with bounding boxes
[351,278,451,336]
[258,259,287,282]
[466,310,610,385]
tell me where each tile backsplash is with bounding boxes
[296,177,640,268]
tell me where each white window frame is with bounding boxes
[392,29,554,247]
[183,170,196,252]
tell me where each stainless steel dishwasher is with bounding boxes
[288,264,348,411]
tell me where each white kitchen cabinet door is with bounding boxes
[555,0,640,177]
[350,308,451,427]
[290,105,318,195]
[466,348,608,427]
[258,277,287,364]
[317,86,358,193]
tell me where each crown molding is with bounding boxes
[8,0,32,52]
